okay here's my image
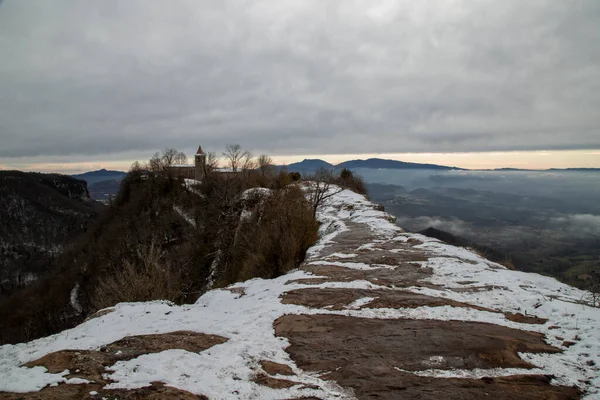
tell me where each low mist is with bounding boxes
[364,169,600,288]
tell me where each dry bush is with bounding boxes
[91,241,184,310]
[217,185,319,286]
[499,257,516,270]
[305,168,342,217]
[586,271,600,307]
[302,168,368,217]
[271,170,294,189]
[337,168,368,196]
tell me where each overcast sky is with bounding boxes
[0,0,599,172]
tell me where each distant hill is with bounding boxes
[548,168,600,172]
[337,158,463,170]
[72,168,127,185]
[283,158,461,173]
[285,159,334,173]
[0,171,102,298]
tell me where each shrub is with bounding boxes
[91,241,184,310]
[337,168,368,196]
[271,170,294,189]
[217,185,319,286]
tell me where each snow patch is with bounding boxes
[70,283,82,314]
[173,206,196,227]
[346,297,376,309]
[395,366,545,379]
[66,377,91,385]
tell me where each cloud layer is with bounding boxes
[1,0,599,160]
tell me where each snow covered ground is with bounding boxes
[0,186,599,399]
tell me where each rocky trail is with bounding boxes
[1,188,599,399]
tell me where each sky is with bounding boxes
[0,0,599,173]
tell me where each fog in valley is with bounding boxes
[364,169,600,289]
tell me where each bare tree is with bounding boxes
[257,154,275,176]
[162,148,187,165]
[307,168,343,217]
[223,144,250,172]
[173,152,187,165]
[161,148,179,165]
[148,151,164,173]
[129,161,142,173]
[241,151,256,173]
[147,148,187,174]
[205,151,219,173]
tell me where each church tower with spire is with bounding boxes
[194,145,206,180]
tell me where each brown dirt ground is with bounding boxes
[286,263,435,289]
[280,287,495,312]
[260,360,295,376]
[275,314,579,399]
[0,381,206,400]
[505,312,548,325]
[253,373,299,389]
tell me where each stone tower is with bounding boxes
[194,145,206,180]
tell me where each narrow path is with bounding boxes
[274,190,591,399]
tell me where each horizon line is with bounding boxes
[1,149,600,174]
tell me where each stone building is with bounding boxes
[167,146,206,181]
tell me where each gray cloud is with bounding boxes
[0,0,599,159]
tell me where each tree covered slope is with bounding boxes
[0,171,101,298]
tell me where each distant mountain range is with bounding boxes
[337,158,464,170]
[72,168,127,185]
[283,158,600,173]
[284,158,463,173]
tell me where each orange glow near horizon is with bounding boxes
[269,150,600,170]
[1,149,599,174]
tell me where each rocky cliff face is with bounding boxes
[0,171,101,297]
[0,187,598,399]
